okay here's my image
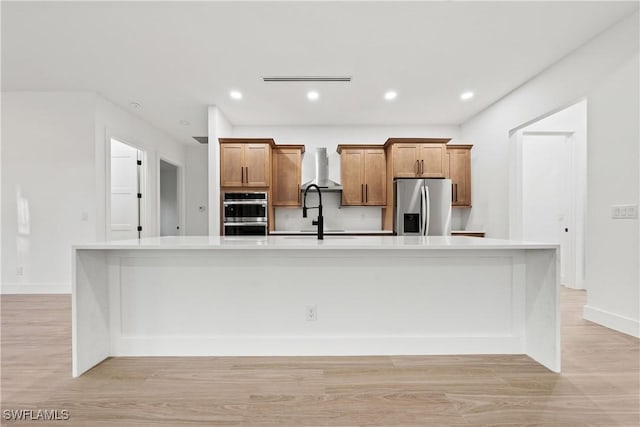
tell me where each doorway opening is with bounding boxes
[159,159,182,236]
[509,100,587,288]
[110,138,144,240]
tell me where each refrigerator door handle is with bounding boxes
[424,185,431,236]
[420,184,427,236]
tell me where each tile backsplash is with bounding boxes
[274,192,382,231]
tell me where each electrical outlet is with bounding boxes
[16,266,23,276]
[305,305,317,321]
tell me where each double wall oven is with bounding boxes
[222,192,268,236]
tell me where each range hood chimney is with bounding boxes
[301,147,342,192]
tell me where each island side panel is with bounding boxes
[109,249,524,358]
[72,249,110,377]
[524,248,561,372]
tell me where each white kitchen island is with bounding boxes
[72,236,559,376]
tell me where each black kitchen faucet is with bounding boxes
[302,184,324,240]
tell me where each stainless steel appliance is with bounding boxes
[394,178,452,236]
[222,192,268,236]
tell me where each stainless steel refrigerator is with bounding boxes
[394,178,452,236]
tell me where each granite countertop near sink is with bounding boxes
[270,230,393,236]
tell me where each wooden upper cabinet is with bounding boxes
[340,149,364,205]
[220,144,244,187]
[393,144,421,177]
[385,138,449,178]
[446,145,472,207]
[244,144,270,187]
[271,146,304,206]
[337,145,386,206]
[219,139,273,188]
[419,143,447,177]
[363,149,386,205]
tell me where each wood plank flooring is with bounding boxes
[1,288,638,426]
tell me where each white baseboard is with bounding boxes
[583,305,640,338]
[114,335,524,357]
[1,282,71,294]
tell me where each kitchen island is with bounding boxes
[73,236,559,376]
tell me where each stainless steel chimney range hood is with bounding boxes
[300,147,342,192]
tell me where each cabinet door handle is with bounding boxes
[361,183,364,203]
[365,184,368,203]
[298,184,301,204]
[421,160,424,175]
[415,160,419,175]
[245,166,249,184]
[454,183,458,202]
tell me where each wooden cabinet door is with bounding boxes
[220,144,244,187]
[419,144,446,177]
[448,148,471,206]
[393,144,420,177]
[363,149,386,206]
[340,149,364,206]
[244,144,270,187]
[272,148,302,206]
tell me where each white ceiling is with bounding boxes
[2,1,638,145]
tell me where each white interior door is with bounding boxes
[160,159,180,236]
[110,139,141,240]
[522,133,575,286]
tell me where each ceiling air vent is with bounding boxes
[262,76,351,82]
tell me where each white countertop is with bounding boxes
[74,235,558,251]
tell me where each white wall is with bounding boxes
[460,13,639,336]
[1,92,97,293]
[1,92,187,293]
[185,144,209,235]
[95,96,186,241]
[207,106,232,236]
[232,125,461,231]
[583,51,639,336]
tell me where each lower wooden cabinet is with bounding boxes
[337,145,386,206]
[271,145,304,206]
[446,145,472,207]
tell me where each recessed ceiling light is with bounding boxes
[460,91,474,101]
[129,102,141,109]
[179,120,190,126]
[307,91,319,101]
[384,90,397,101]
[230,90,243,100]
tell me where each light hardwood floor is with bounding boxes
[1,288,638,426]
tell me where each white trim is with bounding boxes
[157,154,186,236]
[114,335,523,357]
[1,282,71,294]
[106,134,148,240]
[583,305,640,338]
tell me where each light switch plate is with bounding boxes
[612,204,638,219]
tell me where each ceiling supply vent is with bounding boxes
[193,137,208,144]
[301,147,342,192]
[262,76,351,82]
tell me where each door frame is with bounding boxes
[157,154,185,236]
[509,126,584,288]
[106,135,148,240]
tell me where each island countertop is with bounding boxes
[73,234,559,377]
[74,235,558,251]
